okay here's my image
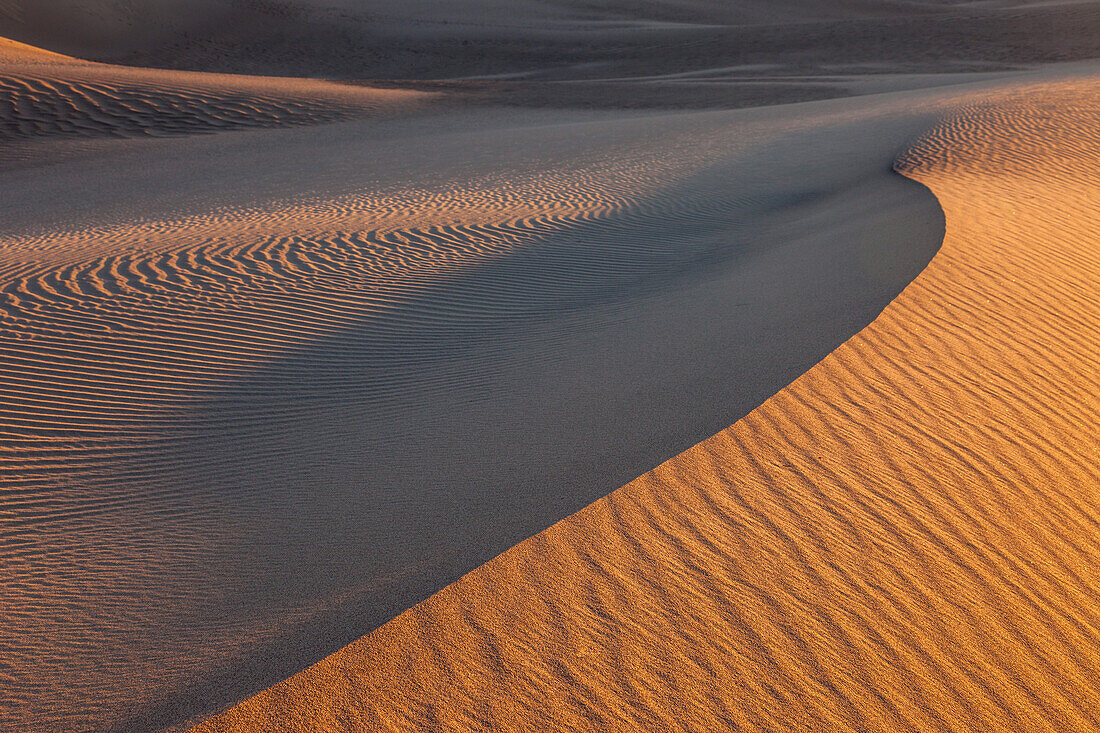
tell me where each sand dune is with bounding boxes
[0,45,427,153]
[0,71,392,142]
[0,35,73,63]
[3,5,1098,733]
[0,70,959,731]
[190,75,1100,732]
[6,0,1100,79]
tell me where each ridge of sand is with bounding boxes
[0,35,73,63]
[0,36,430,156]
[190,77,1100,732]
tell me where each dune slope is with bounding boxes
[192,78,1100,732]
[0,48,426,153]
[0,35,73,63]
[0,71,388,143]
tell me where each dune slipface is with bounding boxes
[191,78,1100,732]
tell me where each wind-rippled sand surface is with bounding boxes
[193,79,1100,731]
[0,60,418,153]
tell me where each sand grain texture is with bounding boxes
[192,80,1100,732]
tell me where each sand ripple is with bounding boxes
[0,44,424,153]
[191,79,1100,732]
[0,72,361,140]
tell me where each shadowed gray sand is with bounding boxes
[5,0,1100,84]
[0,51,429,170]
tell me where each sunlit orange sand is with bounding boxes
[0,36,73,63]
[193,80,1100,731]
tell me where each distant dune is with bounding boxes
[4,0,1100,77]
[0,65,422,146]
[0,39,429,165]
[191,73,1100,733]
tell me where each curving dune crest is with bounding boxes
[191,79,1100,731]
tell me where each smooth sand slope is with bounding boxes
[192,76,1100,731]
[0,35,73,63]
[0,48,960,731]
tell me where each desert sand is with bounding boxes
[0,2,1098,733]
[191,71,1100,732]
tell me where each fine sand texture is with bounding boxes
[191,75,1100,732]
